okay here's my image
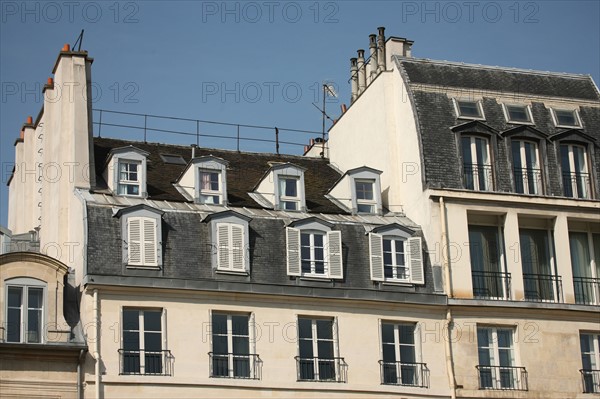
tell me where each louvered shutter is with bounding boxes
[327,230,343,279]
[369,233,384,281]
[286,227,301,276]
[231,224,246,271]
[143,218,158,266]
[128,218,142,265]
[217,223,230,270]
[408,237,424,284]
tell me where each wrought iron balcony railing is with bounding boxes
[573,277,600,305]
[295,356,347,383]
[580,369,600,393]
[523,273,563,303]
[513,167,543,195]
[472,271,511,300]
[463,164,494,191]
[379,361,429,388]
[563,172,592,199]
[208,352,262,379]
[119,349,173,376]
[477,365,528,391]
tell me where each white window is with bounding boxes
[580,333,600,393]
[127,217,159,267]
[210,313,259,379]
[503,104,533,124]
[121,308,169,375]
[278,176,300,211]
[519,228,559,302]
[355,179,376,213]
[551,108,582,128]
[199,169,222,205]
[380,322,426,387]
[461,136,493,191]
[511,140,542,195]
[560,144,591,199]
[477,327,524,390]
[297,317,345,382]
[5,278,45,343]
[454,99,485,120]
[369,229,423,285]
[118,160,141,196]
[216,223,246,272]
[286,224,343,279]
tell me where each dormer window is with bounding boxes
[115,205,164,269]
[454,99,485,120]
[104,146,149,198]
[205,211,251,275]
[503,104,533,124]
[174,155,228,205]
[118,160,141,195]
[551,108,582,128]
[369,224,423,285]
[199,169,222,204]
[251,163,306,211]
[355,179,376,213]
[278,176,300,210]
[326,166,383,215]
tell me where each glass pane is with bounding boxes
[400,345,416,363]
[399,325,414,344]
[461,137,473,164]
[144,311,162,332]
[317,340,334,359]
[212,314,228,335]
[556,109,576,125]
[301,233,310,246]
[458,101,481,117]
[27,309,41,343]
[383,252,392,266]
[314,261,325,274]
[144,331,162,351]
[284,178,297,197]
[382,343,396,362]
[232,315,249,336]
[314,247,324,262]
[507,105,529,122]
[357,204,374,213]
[299,339,314,358]
[498,348,514,367]
[313,234,324,247]
[28,288,43,309]
[560,145,571,173]
[233,357,250,377]
[7,308,21,342]
[478,348,491,366]
[381,323,394,343]
[7,286,22,307]
[123,309,139,331]
[123,331,140,351]
[497,329,513,348]
[233,336,249,355]
[477,328,490,347]
[213,335,228,354]
[316,319,333,340]
[298,318,312,339]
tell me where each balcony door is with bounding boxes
[519,229,560,302]
[469,225,509,299]
[512,140,542,194]
[570,232,600,305]
[462,136,493,191]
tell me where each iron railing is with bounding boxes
[295,356,347,383]
[513,167,543,195]
[379,361,429,388]
[477,365,528,391]
[472,271,511,300]
[573,277,600,305]
[580,369,600,393]
[119,349,173,376]
[523,273,563,303]
[563,172,592,199]
[463,164,493,191]
[208,352,262,379]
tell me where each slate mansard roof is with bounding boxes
[394,57,600,195]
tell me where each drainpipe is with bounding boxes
[93,289,101,399]
[77,349,86,399]
[440,197,456,399]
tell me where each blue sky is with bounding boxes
[1,0,599,227]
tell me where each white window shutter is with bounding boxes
[369,233,384,281]
[408,237,424,284]
[327,230,343,279]
[231,224,246,271]
[286,227,301,276]
[217,223,230,269]
[143,218,158,266]
[128,218,142,265]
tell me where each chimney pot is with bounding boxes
[310,138,315,146]
[62,44,70,52]
[341,104,347,113]
[26,116,33,124]
[47,77,53,85]
[191,144,197,158]
[304,145,309,153]
[357,50,366,94]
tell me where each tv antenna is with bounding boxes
[312,82,337,158]
[72,29,85,51]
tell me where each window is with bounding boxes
[580,333,600,393]
[551,108,581,128]
[5,279,45,343]
[560,144,591,199]
[199,170,222,205]
[210,313,260,379]
[296,317,346,382]
[469,225,509,300]
[159,154,186,165]
[355,179,376,213]
[511,140,542,195]
[286,220,343,279]
[455,99,484,119]
[121,308,170,376]
[118,160,141,196]
[519,228,561,302]
[127,217,159,267]
[380,322,427,387]
[216,223,246,272]
[570,232,600,305]
[477,327,526,390]
[278,176,300,211]
[369,226,423,285]
[503,104,533,124]
[461,136,493,191]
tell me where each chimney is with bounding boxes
[368,34,378,83]
[350,58,358,103]
[26,116,33,125]
[357,49,366,94]
[62,43,70,52]
[377,27,386,73]
[385,37,413,68]
[191,144,197,158]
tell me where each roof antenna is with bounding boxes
[72,29,84,51]
[311,81,337,158]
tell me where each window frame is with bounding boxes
[215,222,247,273]
[453,99,486,120]
[502,104,534,125]
[380,321,424,387]
[118,160,142,196]
[382,237,408,282]
[580,332,600,393]
[210,311,258,379]
[300,230,328,277]
[5,277,46,344]
[348,168,382,215]
[560,143,592,199]
[198,169,223,205]
[468,224,510,300]
[519,227,560,302]
[120,307,168,376]
[550,108,582,128]
[206,211,251,275]
[369,224,423,285]
[355,179,377,214]
[511,139,543,195]
[477,326,519,390]
[296,316,341,382]
[461,135,494,191]
[569,231,600,305]
[278,175,301,211]
[106,147,149,198]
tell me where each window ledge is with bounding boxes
[299,276,332,282]
[126,265,161,270]
[215,269,249,276]
[381,280,413,287]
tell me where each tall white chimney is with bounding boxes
[357,49,366,94]
[350,58,358,103]
[377,27,386,73]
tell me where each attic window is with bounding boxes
[551,108,582,128]
[455,99,484,120]
[503,104,533,124]
[159,154,186,165]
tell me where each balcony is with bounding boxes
[472,271,511,300]
[119,349,173,376]
[523,273,563,303]
[580,369,600,393]
[379,361,429,388]
[563,172,592,199]
[513,168,543,195]
[573,277,600,305]
[208,352,262,379]
[463,164,493,191]
[295,356,347,383]
[477,365,528,391]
